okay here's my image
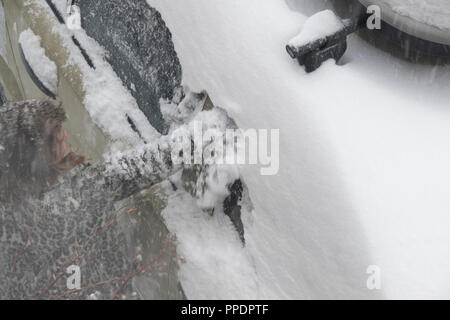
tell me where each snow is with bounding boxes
[288,10,344,48]
[102,91,250,299]
[162,94,242,211]
[22,0,450,300]
[0,1,7,63]
[148,0,450,299]
[378,0,450,30]
[50,0,69,17]
[18,29,58,94]
[32,0,161,147]
[159,174,258,300]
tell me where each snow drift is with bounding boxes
[148,0,450,299]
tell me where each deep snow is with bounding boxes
[32,0,254,300]
[148,0,450,299]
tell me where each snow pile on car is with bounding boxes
[287,9,344,48]
[70,0,182,134]
[18,29,58,94]
[33,0,161,146]
[160,96,256,299]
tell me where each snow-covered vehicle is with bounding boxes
[2,0,450,301]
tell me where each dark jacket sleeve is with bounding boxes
[62,139,180,202]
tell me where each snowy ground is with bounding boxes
[148,0,450,299]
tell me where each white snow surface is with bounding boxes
[288,9,344,48]
[149,0,450,299]
[0,2,7,63]
[18,29,58,94]
[160,175,258,300]
[379,0,450,30]
[166,104,241,210]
